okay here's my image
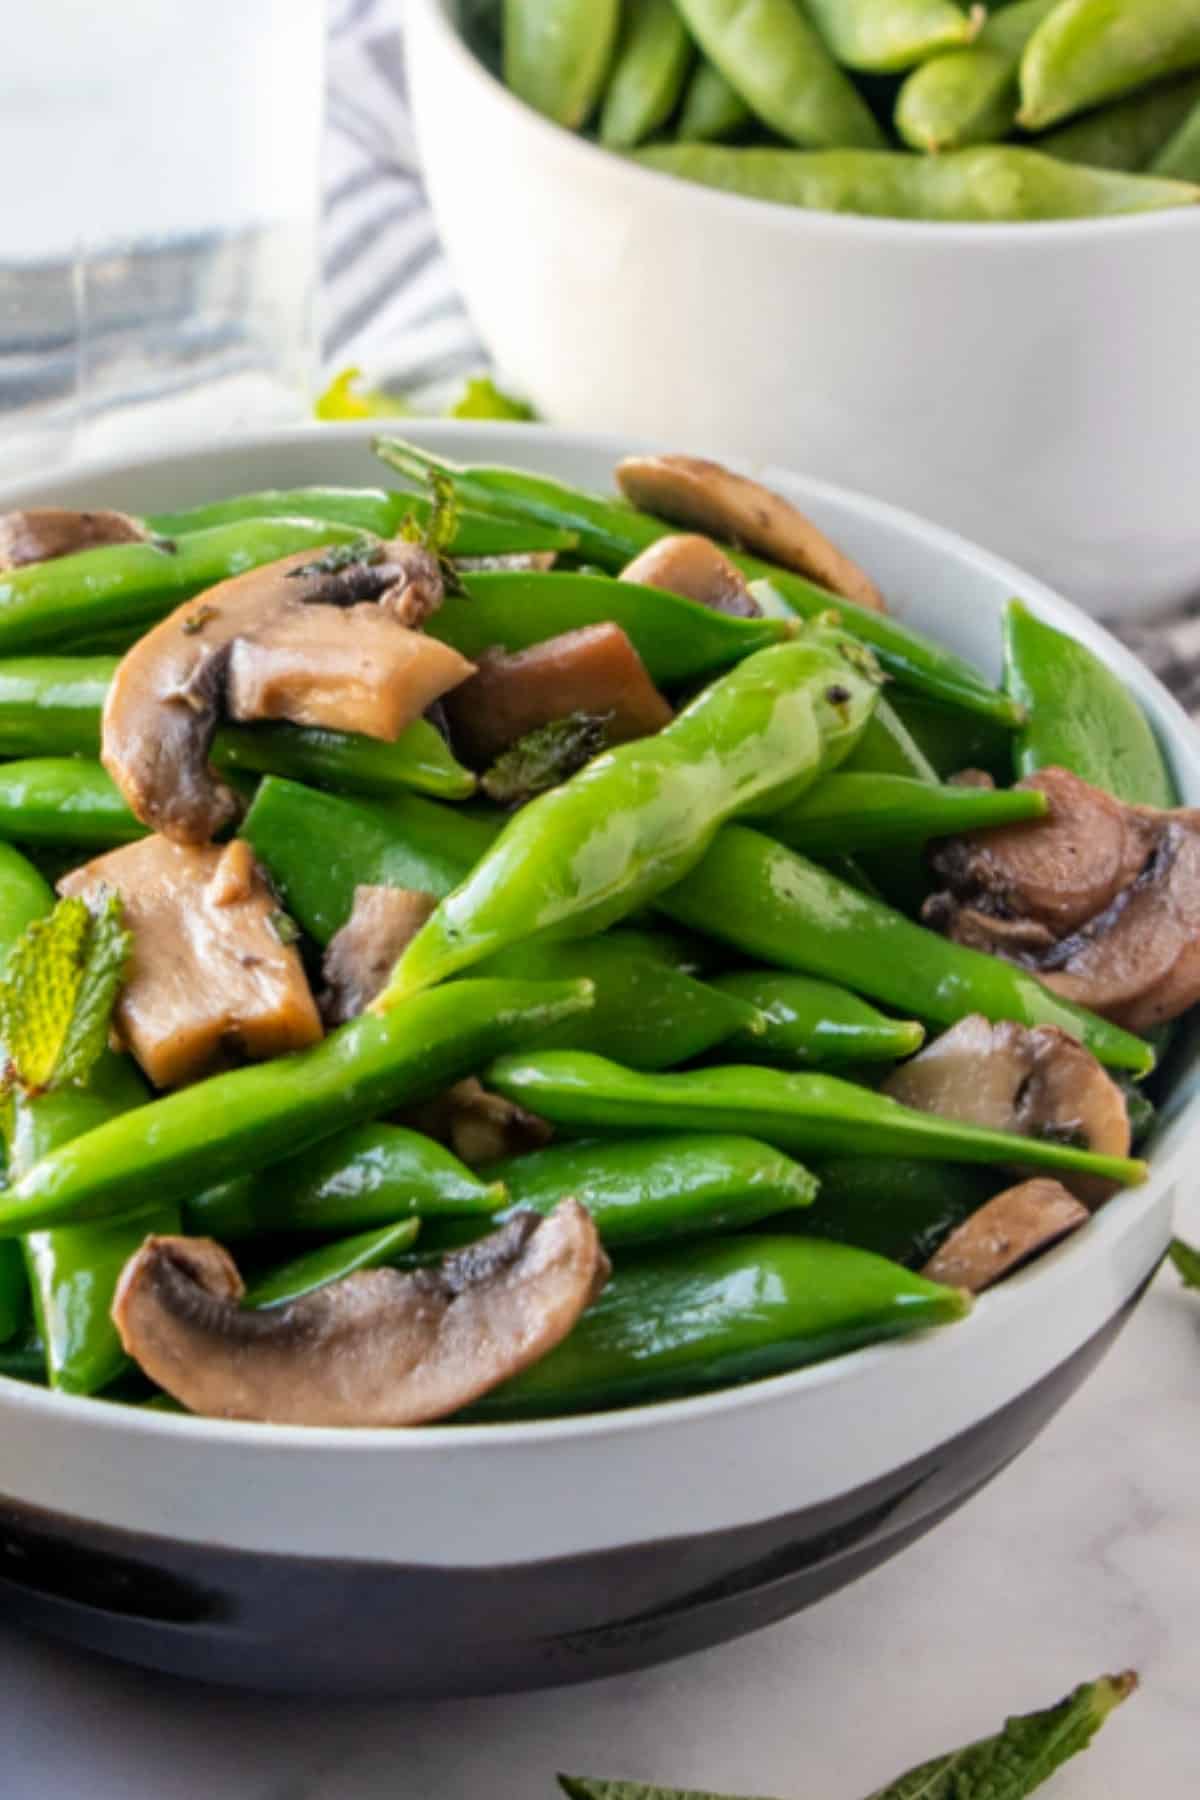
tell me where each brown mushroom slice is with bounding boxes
[620,534,759,618]
[0,506,149,570]
[405,1076,554,1167]
[615,454,886,613]
[442,622,673,768]
[59,835,322,1089]
[101,539,474,844]
[921,1178,1088,1292]
[882,1013,1130,1206]
[321,884,438,1026]
[111,1202,609,1425]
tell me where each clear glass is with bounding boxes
[0,0,325,476]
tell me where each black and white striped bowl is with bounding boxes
[0,423,1192,1695]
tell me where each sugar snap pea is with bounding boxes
[0,759,144,847]
[794,1157,996,1265]
[424,1133,816,1250]
[0,1242,27,1346]
[503,0,620,129]
[0,517,368,657]
[1039,73,1200,170]
[895,0,1060,152]
[844,697,939,782]
[677,57,753,140]
[1004,601,1175,807]
[243,1219,421,1309]
[468,1235,969,1417]
[632,141,1200,220]
[375,439,1023,727]
[1154,93,1200,176]
[710,971,925,1065]
[765,770,1048,854]
[241,777,499,943]
[1020,0,1200,132]
[378,636,881,1002]
[674,0,887,149]
[600,0,693,149]
[186,1124,504,1242]
[485,1050,1148,1187]
[805,0,980,75]
[887,691,1015,784]
[658,825,1155,1073]
[0,978,593,1236]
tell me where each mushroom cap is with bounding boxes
[615,454,886,613]
[883,1013,1131,1206]
[112,1200,608,1426]
[320,884,439,1026]
[921,1178,1088,1292]
[620,534,759,618]
[0,507,149,570]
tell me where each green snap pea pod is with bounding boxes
[0,658,474,803]
[503,0,620,128]
[765,771,1049,855]
[469,1235,969,1417]
[1020,0,1200,131]
[376,439,1022,728]
[1154,93,1200,176]
[484,1050,1148,1187]
[794,1157,996,1265]
[844,697,938,782]
[380,637,881,1002]
[677,57,753,140]
[242,1219,421,1309]
[0,759,144,847]
[430,569,792,686]
[0,979,593,1236]
[835,697,940,911]
[186,1124,505,1242]
[1040,73,1200,170]
[895,0,1060,151]
[147,489,579,559]
[673,0,886,148]
[420,1133,816,1253]
[0,518,369,657]
[241,777,499,944]
[657,825,1155,1073]
[888,690,1015,783]
[1004,600,1175,807]
[477,933,762,1069]
[0,838,62,944]
[632,142,1200,220]
[600,0,693,149]
[805,0,980,74]
[0,1243,27,1345]
[710,971,925,1065]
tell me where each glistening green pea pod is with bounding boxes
[803,0,981,75]
[599,0,693,150]
[503,0,620,129]
[895,0,1060,152]
[1019,0,1200,132]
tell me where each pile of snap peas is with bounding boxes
[485,0,1200,220]
[0,438,1180,1425]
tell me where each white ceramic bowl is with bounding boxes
[406,0,1200,623]
[0,421,1195,1696]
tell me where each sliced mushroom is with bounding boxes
[882,1013,1130,1206]
[59,835,322,1088]
[615,454,886,613]
[320,884,438,1026]
[925,766,1200,1033]
[404,1077,554,1167]
[620,534,759,618]
[921,1178,1088,1292]
[111,1201,609,1425]
[0,506,149,570]
[442,622,672,768]
[102,540,474,843]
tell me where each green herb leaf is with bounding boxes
[1170,1237,1200,1289]
[313,366,413,421]
[482,712,611,807]
[557,1672,1137,1800]
[0,894,131,1095]
[446,375,536,422]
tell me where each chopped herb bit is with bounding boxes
[290,538,382,580]
[313,366,412,421]
[0,894,131,1098]
[181,604,217,636]
[267,910,302,946]
[482,713,611,807]
[1038,1121,1088,1150]
[446,376,536,422]
[1169,1237,1200,1289]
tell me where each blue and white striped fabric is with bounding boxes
[322,0,1200,710]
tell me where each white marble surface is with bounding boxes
[2,1185,1197,1800]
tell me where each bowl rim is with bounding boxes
[411,0,1200,248]
[0,416,1195,1460]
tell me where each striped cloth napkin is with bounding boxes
[323,0,1200,718]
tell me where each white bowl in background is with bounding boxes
[0,420,1195,1695]
[406,0,1200,624]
